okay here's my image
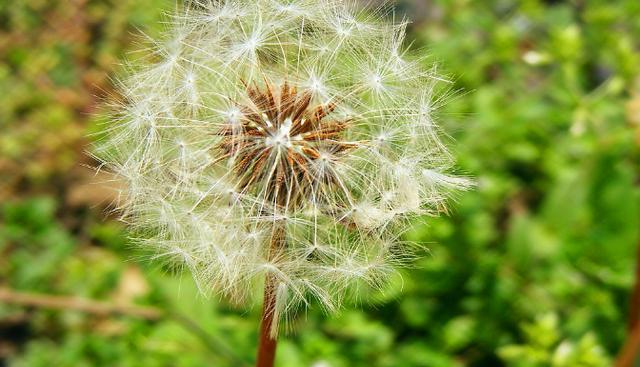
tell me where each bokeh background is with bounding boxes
[1,0,639,366]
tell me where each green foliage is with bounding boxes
[498,313,609,367]
[1,0,639,366]
[0,0,164,189]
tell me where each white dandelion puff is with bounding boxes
[93,0,470,360]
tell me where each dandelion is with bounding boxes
[94,0,471,365]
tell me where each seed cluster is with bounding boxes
[217,81,356,209]
[95,0,471,331]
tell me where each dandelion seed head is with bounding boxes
[94,0,470,330]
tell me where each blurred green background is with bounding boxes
[1,0,639,366]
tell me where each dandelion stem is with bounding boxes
[256,221,285,367]
[256,275,278,367]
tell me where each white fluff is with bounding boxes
[94,0,470,329]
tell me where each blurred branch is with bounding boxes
[0,287,250,366]
[616,118,640,367]
[616,241,640,367]
[0,287,161,319]
[628,245,640,332]
[617,323,640,367]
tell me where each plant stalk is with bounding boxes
[256,221,285,367]
[256,274,278,367]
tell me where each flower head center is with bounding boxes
[264,117,294,148]
[216,80,356,208]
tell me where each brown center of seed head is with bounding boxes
[217,80,356,209]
